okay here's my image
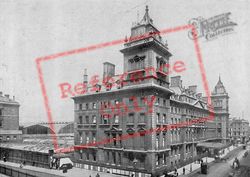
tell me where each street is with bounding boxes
[188,145,247,177]
[232,146,250,177]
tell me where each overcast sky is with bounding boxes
[0,0,249,124]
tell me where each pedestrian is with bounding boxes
[3,155,6,162]
[174,167,178,176]
[20,162,23,168]
[234,157,240,168]
[183,167,185,175]
[96,173,100,177]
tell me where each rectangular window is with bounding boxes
[140,97,145,105]
[86,153,89,160]
[156,98,160,105]
[93,133,96,143]
[86,135,90,144]
[86,116,89,124]
[139,113,145,123]
[114,115,119,124]
[93,152,96,161]
[128,98,133,105]
[93,103,97,109]
[92,115,96,124]
[107,151,110,162]
[118,153,122,165]
[112,152,116,164]
[80,151,83,159]
[79,104,82,110]
[103,115,109,124]
[156,134,160,149]
[163,114,166,124]
[163,99,166,106]
[157,113,160,124]
[128,113,134,124]
[112,134,116,146]
[79,116,83,124]
[86,103,89,110]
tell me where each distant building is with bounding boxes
[229,118,249,143]
[22,121,74,148]
[0,92,22,142]
[22,121,74,135]
[72,6,230,177]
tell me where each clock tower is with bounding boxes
[211,76,230,143]
[120,6,172,88]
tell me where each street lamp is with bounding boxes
[206,150,208,163]
[190,136,195,172]
[132,159,138,177]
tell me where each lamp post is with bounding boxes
[132,158,138,177]
[190,133,194,172]
[206,150,208,163]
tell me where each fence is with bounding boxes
[0,165,36,177]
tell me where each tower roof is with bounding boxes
[212,76,227,95]
[139,5,153,25]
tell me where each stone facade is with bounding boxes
[229,118,249,143]
[0,92,22,142]
[72,6,230,177]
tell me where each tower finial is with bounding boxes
[146,5,149,13]
[137,10,140,23]
[219,74,221,82]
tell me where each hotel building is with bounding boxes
[72,6,230,177]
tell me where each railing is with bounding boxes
[0,165,36,177]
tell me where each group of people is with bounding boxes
[89,173,100,177]
[49,157,59,169]
[232,157,240,169]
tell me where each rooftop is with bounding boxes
[0,91,19,105]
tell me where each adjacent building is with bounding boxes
[72,6,230,177]
[0,92,22,142]
[229,118,249,143]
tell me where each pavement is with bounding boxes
[0,144,248,177]
[0,160,120,177]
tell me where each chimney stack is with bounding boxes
[5,94,9,99]
[196,93,202,99]
[170,76,182,87]
[13,96,15,101]
[103,62,115,81]
[83,68,88,84]
[188,85,197,93]
[0,91,2,96]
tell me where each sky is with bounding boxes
[0,0,249,124]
